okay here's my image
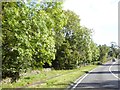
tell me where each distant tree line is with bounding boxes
[1,1,120,82]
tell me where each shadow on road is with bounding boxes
[84,71,120,74]
[69,80,120,90]
[102,64,120,66]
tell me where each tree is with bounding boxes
[90,41,100,64]
[52,10,95,69]
[98,45,110,63]
[2,1,56,82]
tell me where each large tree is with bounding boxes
[2,1,57,81]
[98,45,110,63]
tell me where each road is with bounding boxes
[70,59,120,90]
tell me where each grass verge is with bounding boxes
[1,65,97,89]
[28,65,97,88]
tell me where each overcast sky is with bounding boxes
[63,0,119,46]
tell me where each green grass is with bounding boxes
[1,65,97,89]
[28,65,97,88]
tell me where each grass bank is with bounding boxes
[1,65,97,89]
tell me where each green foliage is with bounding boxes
[44,2,68,49]
[30,9,56,68]
[52,10,99,69]
[109,43,120,58]
[2,1,111,83]
[98,45,110,63]
[2,2,32,81]
[90,41,100,64]
[2,2,56,81]
[52,41,71,69]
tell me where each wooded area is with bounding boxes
[1,1,120,82]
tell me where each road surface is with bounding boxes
[70,59,120,90]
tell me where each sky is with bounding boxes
[63,0,119,46]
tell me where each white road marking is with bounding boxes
[71,60,120,89]
[72,67,98,89]
[109,61,120,80]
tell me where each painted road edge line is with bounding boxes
[109,61,120,80]
[70,66,100,89]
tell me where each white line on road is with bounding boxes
[71,61,120,89]
[109,61,120,80]
[72,72,89,89]
[71,67,98,89]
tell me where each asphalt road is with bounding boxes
[70,59,120,90]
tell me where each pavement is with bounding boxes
[69,59,120,90]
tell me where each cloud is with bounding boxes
[63,0,119,46]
